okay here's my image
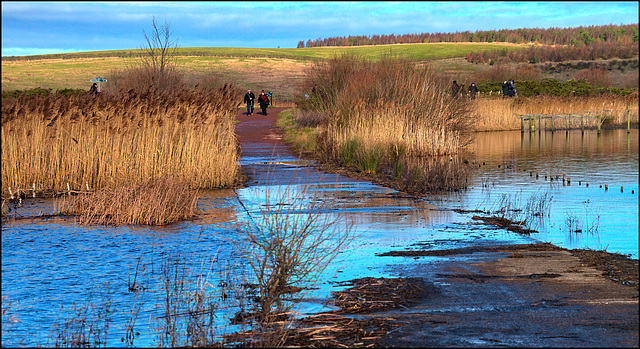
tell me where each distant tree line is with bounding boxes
[297,24,639,63]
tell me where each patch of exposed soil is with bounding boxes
[379,242,638,289]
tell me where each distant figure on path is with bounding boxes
[244,89,255,116]
[502,81,509,98]
[508,79,518,97]
[468,82,478,100]
[450,80,460,98]
[88,83,98,95]
[258,90,270,115]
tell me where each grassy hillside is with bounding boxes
[2,42,524,62]
[1,42,524,95]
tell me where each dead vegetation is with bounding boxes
[331,277,429,314]
[54,175,199,226]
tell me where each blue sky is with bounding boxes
[2,1,638,57]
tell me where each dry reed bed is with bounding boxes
[319,57,473,159]
[293,55,474,194]
[1,86,240,198]
[54,175,198,225]
[472,94,639,131]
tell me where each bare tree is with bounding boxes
[139,16,181,93]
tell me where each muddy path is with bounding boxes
[233,107,639,347]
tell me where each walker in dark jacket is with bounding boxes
[89,83,98,95]
[244,90,255,115]
[257,90,270,115]
[468,82,478,100]
[502,81,509,98]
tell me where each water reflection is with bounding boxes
[451,129,638,258]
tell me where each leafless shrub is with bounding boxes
[235,173,354,328]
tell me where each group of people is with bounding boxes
[243,89,270,116]
[502,80,518,97]
[450,80,479,100]
[450,79,518,99]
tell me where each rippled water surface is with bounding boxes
[2,128,637,347]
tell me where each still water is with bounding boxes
[448,128,638,258]
[2,129,637,347]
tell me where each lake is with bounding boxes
[2,128,637,347]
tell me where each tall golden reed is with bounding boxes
[472,94,639,131]
[1,87,239,197]
[314,56,474,160]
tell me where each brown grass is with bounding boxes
[1,86,240,198]
[289,55,474,193]
[472,94,639,131]
[54,175,199,225]
[299,55,474,159]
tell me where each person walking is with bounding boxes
[88,83,98,95]
[508,80,518,97]
[258,90,270,115]
[468,82,478,100]
[450,80,460,98]
[244,89,255,116]
[502,81,509,98]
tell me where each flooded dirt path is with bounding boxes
[235,108,638,347]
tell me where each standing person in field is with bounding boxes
[450,80,460,98]
[502,81,509,98]
[468,82,478,100]
[244,89,255,116]
[88,83,98,95]
[508,79,518,97]
[258,90,270,116]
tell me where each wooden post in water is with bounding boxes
[597,115,601,134]
[531,117,535,132]
[521,116,524,133]
[627,110,631,133]
[581,115,584,133]
[538,115,542,133]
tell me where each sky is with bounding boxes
[2,1,639,57]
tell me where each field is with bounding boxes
[2,42,527,101]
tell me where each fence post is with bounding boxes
[531,117,535,132]
[538,115,542,133]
